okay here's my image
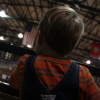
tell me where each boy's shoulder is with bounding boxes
[80,65,89,72]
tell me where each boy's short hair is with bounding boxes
[38,6,84,56]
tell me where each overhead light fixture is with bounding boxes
[0,10,12,18]
[11,43,13,45]
[0,10,8,17]
[18,33,23,38]
[86,60,91,64]
[0,36,5,40]
[27,44,32,48]
[0,10,21,19]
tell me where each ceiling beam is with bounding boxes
[0,27,18,32]
[0,17,38,24]
[80,12,100,23]
[0,42,35,56]
[0,2,48,7]
[75,47,90,52]
[82,36,100,43]
[9,0,25,27]
[31,0,39,22]
[56,0,100,13]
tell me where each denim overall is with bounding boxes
[21,55,79,100]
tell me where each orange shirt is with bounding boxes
[10,54,100,100]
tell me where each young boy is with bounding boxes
[10,6,100,100]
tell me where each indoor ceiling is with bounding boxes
[0,0,100,67]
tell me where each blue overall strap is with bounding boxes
[21,55,35,100]
[50,61,80,100]
[21,55,48,100]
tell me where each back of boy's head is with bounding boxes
[38,6,84,56]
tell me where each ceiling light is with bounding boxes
[86,60,91,64]
[0,10,12,18]
[27,44,32,48]
[0,10,7,17]
[11,43,13,45]
[0,36,4,40]
[18,33,23,38]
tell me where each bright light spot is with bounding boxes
[86,60,91,64]
[27,44,32,48]
[9,67,13,70]
[2,74,7,79]
[0,36,4,40]
[0,10,7,17]
[11,43,13,45]
[18,33,23,38]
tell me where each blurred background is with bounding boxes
[0,0,100,99]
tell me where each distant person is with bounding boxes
[5,76,9,83]
[9,6,100,100]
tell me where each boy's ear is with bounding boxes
[38,31,44,45]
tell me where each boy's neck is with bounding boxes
[37,39,67,59]
[44,51,66,60]
[40,41,66,59]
